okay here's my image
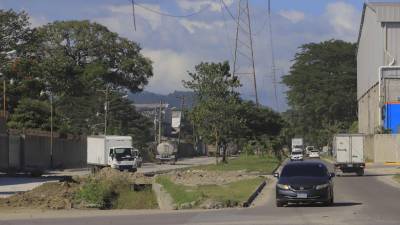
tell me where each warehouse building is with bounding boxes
[357,2,400,162]
[358,2,400,134]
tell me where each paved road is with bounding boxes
[1,159,400,225]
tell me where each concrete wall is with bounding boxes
[1,133,87,172]
[358,84,380,134]
[0,134,8,170]
[364,134,400,162]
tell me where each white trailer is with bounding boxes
[87,136,138,172]
[333,134,365,176]
[291,138,304,153]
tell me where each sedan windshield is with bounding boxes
[281,164,327,177]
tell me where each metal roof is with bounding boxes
[369,2,400,22]
[357,2,400,52]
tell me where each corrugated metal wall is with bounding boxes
[357,6,384,100]
[385,23,400,65]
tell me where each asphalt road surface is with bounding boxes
[2,159,400,225]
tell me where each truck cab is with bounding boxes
[108,147,137,171]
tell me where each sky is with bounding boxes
[1,0,395,111]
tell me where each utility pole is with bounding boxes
[232,0,259,106]
[104,85,109,136]
[2,79,5,118]
[177,96,185,146]
[158,100,162,144]
[154,107,158,142]
[50,93,53,168]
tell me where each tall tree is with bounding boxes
[183,61,240,163]
[282,40,357,146]
[6,19,154,135]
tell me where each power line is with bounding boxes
[220,0,236,20]
[267,0,279,111]
[134,2,210,18]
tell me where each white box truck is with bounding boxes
[291,138,304,153]
[333,134,365,176]
[87,136,138,172]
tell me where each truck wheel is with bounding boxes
[356,169,364,176]
[30,170,43,177]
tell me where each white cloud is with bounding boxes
[29,15,48,27]
[142,49,198,94]
[180,19,223,34]
[177,0,233,12]
[279,10,305,23]
[105,4,162,30]
[325,2,359,41]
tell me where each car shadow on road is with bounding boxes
[285,202,362,207]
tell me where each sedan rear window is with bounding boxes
[281,164,327,177]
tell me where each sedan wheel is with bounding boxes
[276,201,285,207]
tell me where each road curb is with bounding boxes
[243,180,267,207]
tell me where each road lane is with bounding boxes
[2,159,400,225]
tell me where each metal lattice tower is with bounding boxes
[232,0,259,105]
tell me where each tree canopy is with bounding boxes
[1,11,154,146]
[282,40,357,146]
[184,61,285,161]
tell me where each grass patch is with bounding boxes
[394,174,400,183]
[113,187,158,209]
[156,175,264,208]
[194,155,279,174]
[156,176,203,205]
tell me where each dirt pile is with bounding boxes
[0,181,78,210]
[0,168,154,210]
[169,169,259,186]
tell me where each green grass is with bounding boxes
[113,187,158,209]
[75,177,158,209]
[156,176,264,207]
[394,174,400,183]
[194,155,279,174]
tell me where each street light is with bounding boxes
[0,50,17,119]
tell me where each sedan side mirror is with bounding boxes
[273,172,279,178]
[330,172,335,178]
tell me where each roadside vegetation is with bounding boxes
[156,154,277,209]
[195,154,279,174]
[394,174,400,183]
[0,168,158,210]
[156,175,264,209]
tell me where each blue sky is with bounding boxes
[1,0,394,110]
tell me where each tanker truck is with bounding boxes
[156,141,178,164]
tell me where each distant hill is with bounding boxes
[129,91,195,108]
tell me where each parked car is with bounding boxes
[275,161,335,207]
[305,146,315,155]
[290,151,303,161]
[308,150,320,158]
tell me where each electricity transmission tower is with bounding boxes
[232,0,259,105]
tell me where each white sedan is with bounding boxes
[290,152,304,161]
[309,151,320,158]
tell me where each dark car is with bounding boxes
[275,161,335,207]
